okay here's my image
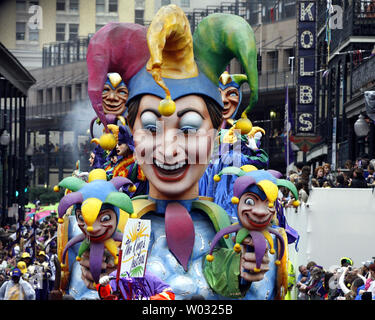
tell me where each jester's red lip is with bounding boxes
[242,211,273,229]
[85,226,113,242]
[152,159,189,182]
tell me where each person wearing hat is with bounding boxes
[32,250,52,300]
[0,268,35,300]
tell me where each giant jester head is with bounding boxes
[57,169,135,241]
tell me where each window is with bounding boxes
[161,0,171,5]
[267,51,278,73]
[95,24,105,32]
[69,24,78,40]
[135,9,144,25]
[65,85,72,101]
[37,90,43,104]
[180,0,190,7]
[56,23,65,41]
[16,0,26,11]
[56,87,62,102]
[46,88,53,103]
[29,28,39,41]
[96,0,105,12]
[56,0,66,11]
[16,22,26,40]
[108,0,117,12]
[69,0,79,11]
[75,83,82,100]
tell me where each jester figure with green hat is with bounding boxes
[205,166,300,299]
[56,169,136,299]
[199,71,269,219]
[77,4,288,299]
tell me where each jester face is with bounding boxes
[102,73,128,115]
[75,204,117,242]
[237,191,276,231]
[132,94,216,199]
[219,86,239,120]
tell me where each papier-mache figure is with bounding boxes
[66,4,295,300]
[199,71,270,218]
[205,166,300,298]
[56,169,136,299]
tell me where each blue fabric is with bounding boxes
[127,67,223,108]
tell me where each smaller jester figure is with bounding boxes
[206,166,300,275]
[57,168,136,284]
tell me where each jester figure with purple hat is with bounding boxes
[205,166,300,299]
[56,169,136,299]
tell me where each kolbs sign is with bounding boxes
[296,1,316,135]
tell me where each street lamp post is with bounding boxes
[0,130,10,226]
[354,113,370,158]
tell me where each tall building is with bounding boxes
[0,0,156,70]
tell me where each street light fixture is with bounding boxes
[354,113,370,137]
[0,130,10,146]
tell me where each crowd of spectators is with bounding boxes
[0,211,59,300]
[283,157,375,205]
[294,257,375,300]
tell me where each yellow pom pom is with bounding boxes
[268,202,274,208]
[158,98,176,117]
[130,213,138,219]
[76,256,81,262]
[213,174,221,182]
[61,263,65,268]
[114,257,119,265]
[57,218,64,224]
[53,185,60,192]
[128,185,137,193]
[235,118,253,135]
[206,254,214,262]
[269,248,275,254]
[233,243,241,253]
[99,132,117,151]
[231,197,239,204]
[292,200,300,207]
[275,260,281,265]
[223,234,229,239]
[253,267,261,273]
[87,226,94,232]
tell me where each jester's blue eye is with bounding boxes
[245,198,255,206]
[179,112,203,134]
[141,111,159,133]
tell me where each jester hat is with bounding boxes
[213,165,300,209]
[57,168,135,230]
[126,4,258,121]
[87,22,149,133]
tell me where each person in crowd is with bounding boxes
[323,163,335,187]
[296,265,310,300]
[0,268,35,300]
[366,163,375,185]
[349,167,368,188]
[314,166,327,187]
[335,173,348,188]
[296,182,309,203]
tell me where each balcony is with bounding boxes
[352,54,375,93]
[317,1,375,55]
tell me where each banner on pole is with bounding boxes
[120,218,151,278]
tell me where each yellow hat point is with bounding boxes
[158,97,176,117]
[76,256,81,262]
[128,185,137,193]
[253,267,261,273]
[292,200,300,207]
[223,234,229,239]
[61,263,65,268]
[130,213,138,219]
[99,132,117,151]
[114,257,119,265]
[58,218,64,224]
[235,117,253,135]
[213,174,221,182]
[275,260,281,265]
[53,185,60,192]
[206,254,214,262]
[233,243,242,253]
[268,202,274,208]
[88,169,107,182]
[269,248,276,254]
[87,226,94,232]
[231,197,239,204]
